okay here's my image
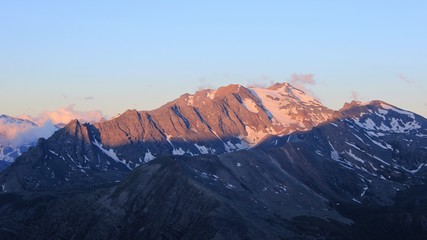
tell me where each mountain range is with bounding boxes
[0,82,426,239]
[0,115,60,172]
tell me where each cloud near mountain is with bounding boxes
[19,104,106,125]
[0,116,56,148]
[289,73,317,96]
[7,121,57,147]
[1,105,106,157]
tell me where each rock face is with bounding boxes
[0,83,336,191]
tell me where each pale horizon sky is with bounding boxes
[1,1,426,121]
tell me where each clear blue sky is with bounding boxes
[1,1,426,118]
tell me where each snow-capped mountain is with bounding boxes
[0,82,427,239]
[0,115,39,171]
[90,82,334,160]
[257,100,427,205]
[0,82,426,194]
[0,82,337,191]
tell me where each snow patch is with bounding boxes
[372,155,390,166]
[378,108,388,115]
[235,139,250,150]
[194,143,209,154]
[249,87,296,127]
[225,183,236,190]
[242,98,259,113]
[244,126,270,145]
[144,149,155,162]
[329,122,338,127]
[315,150,324,156]
[361,185,368,197]
[187,96,194,105]
[402,163,426,174]
[380,103,415,118]
[346,149,365,164]
[207,90,216,100]
[48,150,59,156]
[200,172,220,181]
[93,139,131,169]
[172,148,186,155]
[328,141,340,162]
[277,184,287,192]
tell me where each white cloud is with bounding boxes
[1,105,106,147]
[13,122,57,147]
[19,104,105,125]
[397,74,413,84]
[289,73,316,93]
[351,90,359,101]
[290,73,316,86]
[0,118,57,147]
[246,75,275,88]
[289,73,318,98]
[196,77,214,90]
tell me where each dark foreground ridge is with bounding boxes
[1,152,427,239]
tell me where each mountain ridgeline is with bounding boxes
[0,83,336,192]
[0,82,427,239]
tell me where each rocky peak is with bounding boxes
[267,82,293,91]
[341,100,363,111]
[214,84,244,97]
[61,119,92,145]
[340,100,411,118]
[63,119,82,135]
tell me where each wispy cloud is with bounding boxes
[289,73,317,97]
[19,105,105,125]
[197,78,214,90]
[290,73,316,86]
[246,75,275,88]
[397,74,413,84]
[351,90,359,101]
